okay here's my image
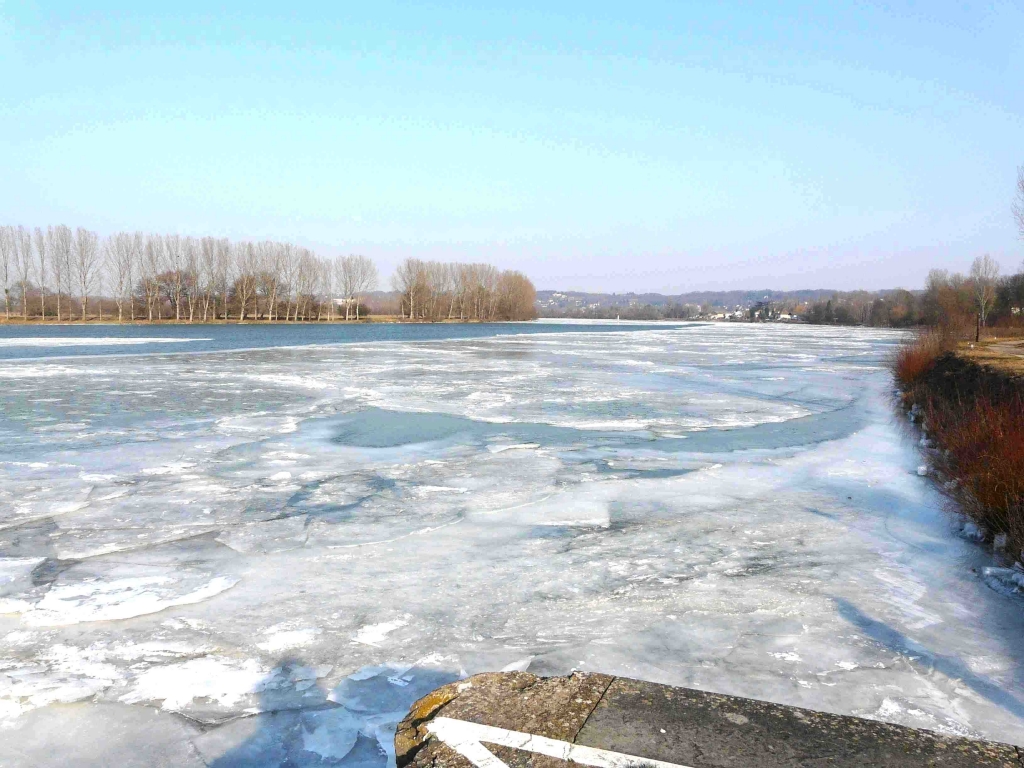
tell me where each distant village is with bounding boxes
[536,272,1024,328]
[538,291,802,322]
[534,289,836,323]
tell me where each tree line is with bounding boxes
[803,255,1023,332]
[808,167,1024,331]
[0,225,536,323]
[390,258,536,321]
[543,256,1024,328]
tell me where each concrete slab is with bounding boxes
[396,672,613,768]
[395,672,1023,768]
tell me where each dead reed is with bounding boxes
[891,331,1024,560]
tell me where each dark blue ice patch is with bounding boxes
[330,410,477,448]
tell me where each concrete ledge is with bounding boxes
[395,672,1022,768]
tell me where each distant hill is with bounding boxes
[536,288,849,312]
[536,288,917,321]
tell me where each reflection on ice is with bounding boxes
[0,337,211,348]
[1,323,1023,765]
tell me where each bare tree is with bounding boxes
[105,235,123,323]
[234,242,258,322]
[443,263,460,319]
[73,228,99,321]
[34,228,48,320]
[163,234,186,321]
[106,232,137,322]
[14,227,33,319]
[331,256,345,321]
[197,237,217,322]
[95,250,106,321]
[392,258,427,319]
[50,225,73,322]
[292,249,308,320]
[423,261,446,320]
[454,263,473,320]
[315,256,330,321]
[459,263,500,320]
[0,224,401,324]
[271,243,289,321]
[281,247,299,321]
[1014,165,1024,240]
[255,241,283,321]
[348,255,377,320]
[465,264,484,320]
[970,254,1000,329]
[127,232,142,321]
[183,237,200,322]
[494,270,537,320]
[293,248,319,321]
[336,256,354,320]
[0,227,12,320]
[142,235,165,321]
[214,239,232,320]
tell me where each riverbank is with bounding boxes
[0,316,504,326]
[892,333,1024,583]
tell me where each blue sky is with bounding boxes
[2,1,1022,291]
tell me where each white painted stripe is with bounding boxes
[427,716,694,768]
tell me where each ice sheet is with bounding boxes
[0,337,210,347]
[1,323,1023,766]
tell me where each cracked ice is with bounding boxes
[1,322,1023,766]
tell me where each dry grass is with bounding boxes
[923,393,1024,552]
[891,330,948,391]
[958,339,1024,376]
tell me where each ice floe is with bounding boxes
[1,322,1023,764]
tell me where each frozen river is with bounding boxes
[1,322,1022,765]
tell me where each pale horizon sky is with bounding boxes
[3,1,1023,293]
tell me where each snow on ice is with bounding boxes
[1,322,1023,766]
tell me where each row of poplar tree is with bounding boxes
[0,225,537,323]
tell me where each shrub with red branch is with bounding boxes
[892,332,1024,560]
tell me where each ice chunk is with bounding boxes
[217,516,308,554]
[983,567,1024,596]
[960,521,986,542]
[121,657,268,711]
[500,657,534,672]
[300,707,360,760]
[0,702,206,766]
[22,575,239,626]
[487,443,540,453]
[0,557,45,597]
[257,625,320,652]
[352,618,408,646]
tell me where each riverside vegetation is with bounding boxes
[0,225,537,324]
[890,171,1024,571]
[892,326,1024,582]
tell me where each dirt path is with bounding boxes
[960,338,1024,375]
